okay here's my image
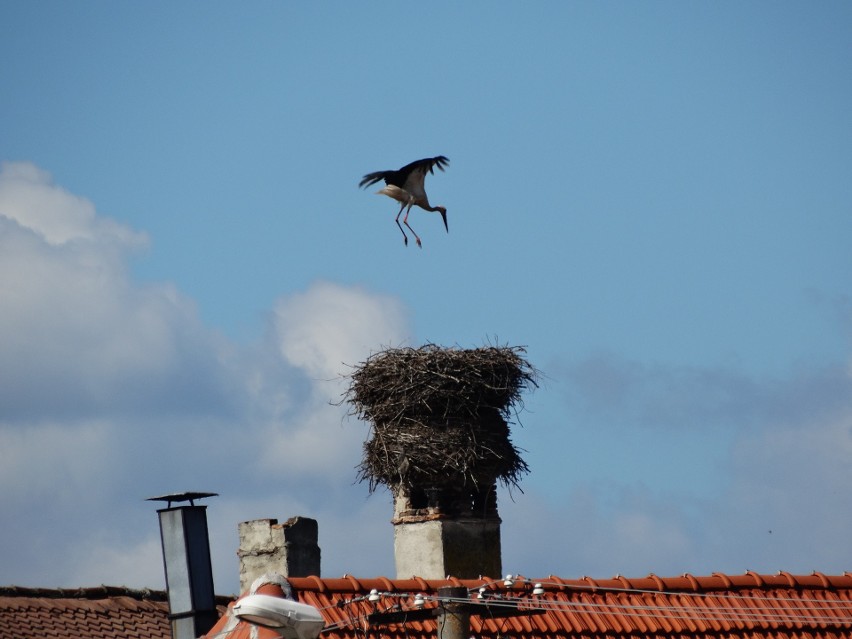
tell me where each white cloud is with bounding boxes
[0,163,246,421]
[0,419,114,507]
[499,485,699,579]
[506,352,852,579]
[554,351,850,431]
[716,400,852,569]
[3,160,850,592]
[273,281,410,380]
[257,282,412,478]
[0,162,412,591]
[68,533,166,589]
[0,161,146,247]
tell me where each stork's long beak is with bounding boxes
[440,210,448,233]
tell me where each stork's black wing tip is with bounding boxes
[359,171,386,189]
[423,156,449,174]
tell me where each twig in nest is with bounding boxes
[342,344,538,493]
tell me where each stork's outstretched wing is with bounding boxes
[359,156,449,190]
[397,156,449,179]
[359,170,392,189]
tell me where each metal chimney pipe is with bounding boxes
[148,492,219,639]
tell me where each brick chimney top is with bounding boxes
[237,517,320,594]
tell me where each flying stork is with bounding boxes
[359,156,449,248]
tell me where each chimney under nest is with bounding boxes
[344,344,537,580]
[392,483,503,579]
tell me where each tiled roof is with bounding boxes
[0,586,171,639]
[205,572,852,639]
[5,572,851,639]
[0,586,231,639]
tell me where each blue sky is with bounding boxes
[1,2,851,594]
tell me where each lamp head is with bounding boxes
[233,594,325,639]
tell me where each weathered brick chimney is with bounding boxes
[237,516,320,593]
[392,483,502,579]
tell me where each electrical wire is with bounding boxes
[439,594,852,626]
[466,595,852,625]
[477,577,852,606]
[323,590,852,630]
[207,583,852,638]
[470,577,852,617]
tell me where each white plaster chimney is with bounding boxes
[237,517,320,594]
[392,484,502,579]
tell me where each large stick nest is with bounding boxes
[343,344,538,493]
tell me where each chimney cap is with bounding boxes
[146,492,218,507]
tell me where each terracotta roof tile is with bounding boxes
[204,572,852,639]
[0,586,231,639]
[4,572,851,639]
[0,591,170,639]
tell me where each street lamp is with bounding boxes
[233,594,325,639]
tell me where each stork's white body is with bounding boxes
[359,156,449,248]
[377,184,418,207]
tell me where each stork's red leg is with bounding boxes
[403,206,422,248]
[394,203,408,246]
